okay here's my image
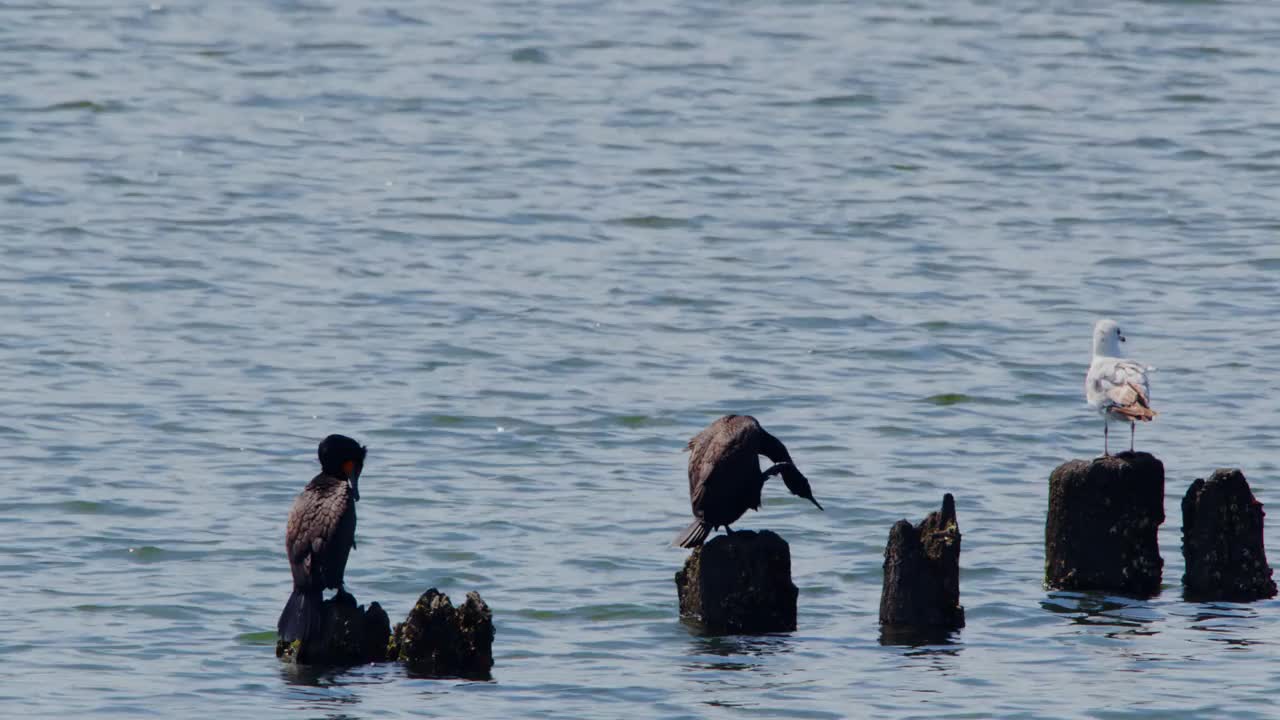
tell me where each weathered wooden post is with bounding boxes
[675,530,797,634]
[1045,452,1164,596]
[276,593,390,665]
[390,589,495,679]
[1182,469,1277,602]
[277,588,494,678]
[879,493,964,635]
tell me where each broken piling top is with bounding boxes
[276,594,391,666]
[276,589,494,679]
[879,493,964,630]
[675,529,797,635]
[1182,469,1277,602]
[391,589,495,680]
[1045,451,1164,597]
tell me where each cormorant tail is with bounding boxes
[672,519,711,548]
[277,587,324,645]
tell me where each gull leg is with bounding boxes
[1104,420,1109,456]
[1130,422,1135,452]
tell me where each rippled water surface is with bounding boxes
[5,0,1280,717]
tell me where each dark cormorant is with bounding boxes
[672,414,822,548]
[277,434,367,645]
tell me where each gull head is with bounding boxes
[1092,318,1125,357]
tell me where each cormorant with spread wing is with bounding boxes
[673,415,822,548]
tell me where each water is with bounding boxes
[4,0,1280,716]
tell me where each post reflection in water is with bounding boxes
[1187,603,1263,649]
[878,622,963,681]
[678,632,798,713]
[896,645,964,680]
[878,623,962,649]
[682,631,795,672]
[1040,591,1162,638]
[279,662,352,689]
[279,662,371,716]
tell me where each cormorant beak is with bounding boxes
[342,459,361,502]
[780,465,823,511]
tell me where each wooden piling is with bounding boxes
[1045,452,1164,596]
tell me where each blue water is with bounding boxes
[4,0,1280,717]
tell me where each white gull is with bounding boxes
[1086,318,1157,455]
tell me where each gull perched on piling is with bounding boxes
[1085,319,1157,455]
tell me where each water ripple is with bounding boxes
[5,0,1280,717]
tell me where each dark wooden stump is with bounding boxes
[1182,469,1277,602]
[674,530,797,634]
[276,590,492,677]
[276,593,390,665]
[362,602,392,663]
[879,493,964,632]
[1045,451,1164,596]
[390,589,495,679]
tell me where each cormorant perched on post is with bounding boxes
[277,434,367,645]
[672,415,822,548]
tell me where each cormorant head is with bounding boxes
[318,434,366,502]
[765,462,823,511]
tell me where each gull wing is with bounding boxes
[1098,360,1157,420]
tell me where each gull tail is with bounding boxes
[672,519,710,548]
[1107,381,1157,422]
[1114,404,1157,421]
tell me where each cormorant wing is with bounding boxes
[686,415,762,515]
[286,479,356,586]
